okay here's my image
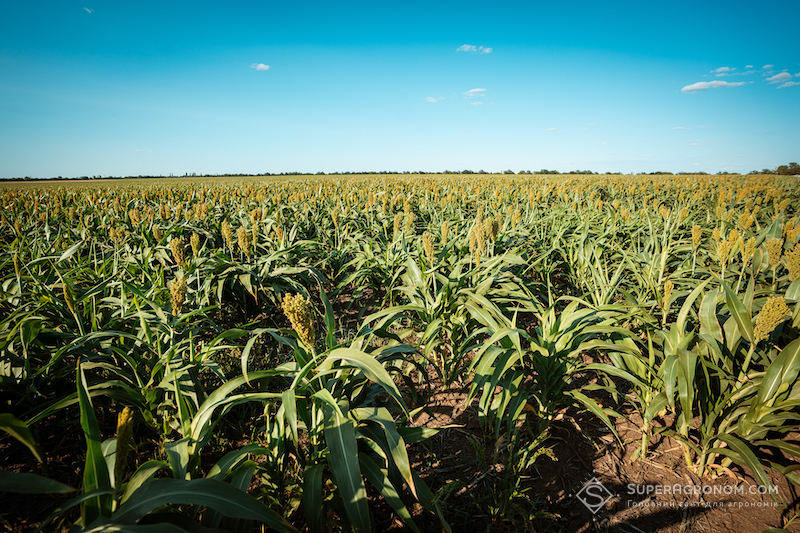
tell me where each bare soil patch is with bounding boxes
[392,372,800,533]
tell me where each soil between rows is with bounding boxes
[386,368,800,533]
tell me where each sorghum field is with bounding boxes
[1,173,799,533]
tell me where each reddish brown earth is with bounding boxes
[391,374,800,533]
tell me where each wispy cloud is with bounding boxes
[462,88,486,98]
[763,64,775,69]
[83,7,94,13]
[423,96,444,103]
[712,66,735,77]
[671,126,685,130]
[681,80,747,93]
[778,81,800,89]
[456,44,492,54]
[767,72,792,84]
[544,127,557,131]
[471,101,483,105]
[745,65,754,69]
[250,63,270,71]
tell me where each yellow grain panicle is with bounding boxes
[114,406,135,484]
[692,225,702,250]
[190,233,201,258]
[169,276,187,315]
[784,242,800,281]
[237,226,250,257]
[169,236,185,266]
[282,293,316,349]
[754,297,790,342]
[423,230,435,264]
[765,237,783,266]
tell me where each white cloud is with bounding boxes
[712,66,734,73]
[83,7,94,13]
[456,44,492,54]
[462,88,486,98]
[745,65,754,69]
[681,80,747,93]
[423,96,444,103]
[471,101,483,105]
[671,126,685,130]
[767,72,791,84]
[545,127,557,131]
[778,81,800,89]
[250,63,270,71]
[763,64,774,69]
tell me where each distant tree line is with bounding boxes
[2,163,798,181]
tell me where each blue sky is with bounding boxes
[1,1,798,178]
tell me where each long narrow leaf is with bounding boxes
[0,470,75,494]
[0,413,43,462]
[113,478,297,532]
[319,397,370,533]
[78,363,113,524]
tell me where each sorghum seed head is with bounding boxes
[717,238,732,267]
[692,225,702,250]
[753,296,790,342]
[663,280,674,307]
[169,237,185,266]
[404,212,416,234]
[784,242,800,281]
[282,293,316,349]
[422,231,434,264]
[169,276,187,315]
[741,237,757,267]
[393,212,402,238]
[488,217,499,241]
[114,406,135,484]
[237,226,251,256]
[190,232,201,257]
[765,237,783,267]
[221,220,234,251]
